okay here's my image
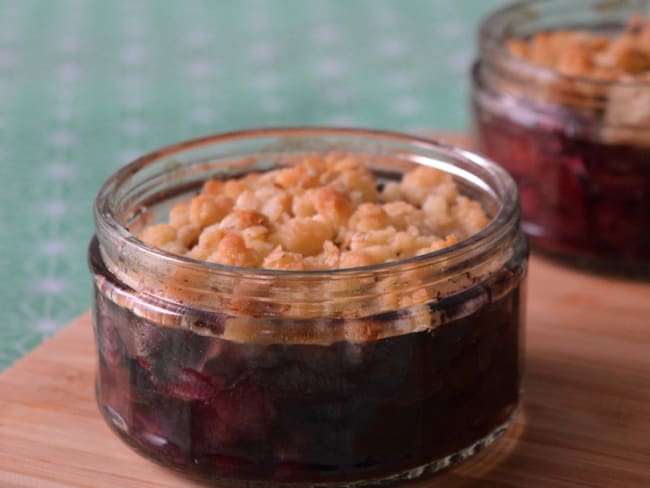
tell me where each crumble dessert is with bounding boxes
[474,11,650,272]
[90,129,526,485]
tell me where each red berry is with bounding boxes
[161,368,223,402]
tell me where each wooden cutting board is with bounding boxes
[1,136,650,487]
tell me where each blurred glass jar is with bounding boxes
[472,0,650,276]
[89,128,527,486]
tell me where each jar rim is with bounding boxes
[94,126,519,279]
[479,0,650,89]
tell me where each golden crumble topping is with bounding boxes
[506,17,650,81]
[505,17,650,145]
[137,155,489,270]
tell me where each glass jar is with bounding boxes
[89,128,527,486]
[473,0,650,276]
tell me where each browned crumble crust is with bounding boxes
[506,17,650,81]
[137,155,489,271]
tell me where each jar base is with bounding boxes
[97,384,520,488]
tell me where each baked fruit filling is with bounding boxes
[92,154,524,484]
[475,17,650,266]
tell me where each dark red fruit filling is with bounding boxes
[475,107,650,271]
[94,264,523,485]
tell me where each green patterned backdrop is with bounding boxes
[0,0,507,370]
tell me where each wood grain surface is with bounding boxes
[1,133,649,487]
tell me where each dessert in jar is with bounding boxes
[473,0,650,276]
[89,128,527,486]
